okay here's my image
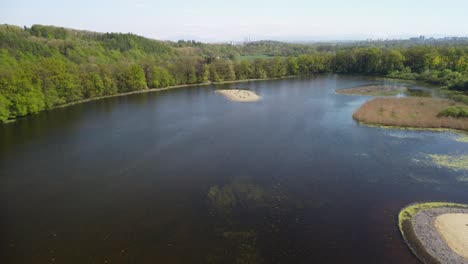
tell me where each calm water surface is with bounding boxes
[1,75,467,263]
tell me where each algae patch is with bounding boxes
[427,154,468,170]
[456,176,468,183]
[455,134,468,143]
[207,180,267,211]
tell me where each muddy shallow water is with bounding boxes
[1,75,467,263]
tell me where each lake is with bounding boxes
[1,75,467,263]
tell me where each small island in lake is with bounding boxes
[399,202,468,264]
[353,97,468,132]
[336,84,407,96]
[215,89,261,102]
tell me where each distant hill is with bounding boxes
[0,24,467,122]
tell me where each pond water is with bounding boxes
[1,75,467,263]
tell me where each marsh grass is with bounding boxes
[353,97,468,132]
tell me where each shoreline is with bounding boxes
[1,74,461,124]
[3,76,299,124]
[354,120,468,134]
[2,73,426,124]
[53,76,297,109]
[398,202,468,264]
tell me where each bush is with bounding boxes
[438,106,468,118]
[448,79,468,92]
[0,94,10,122]
[448,93,468,105]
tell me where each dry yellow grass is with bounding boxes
[353,97,468,132]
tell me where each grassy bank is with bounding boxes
[353,97,468,132]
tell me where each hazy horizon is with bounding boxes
[2,0,468,42]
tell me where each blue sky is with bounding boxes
[2,0,468,42]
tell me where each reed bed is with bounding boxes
[353,97,468,131]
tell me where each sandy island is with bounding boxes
[353,97,468,132]
[435,213,468,259]
[336,84,407,96]
[399,202,468,264]
[215,89,261,102]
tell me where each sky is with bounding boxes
[2,0,468,42]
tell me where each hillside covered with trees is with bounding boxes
[0,24,467,122]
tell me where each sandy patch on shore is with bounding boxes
[435,213,468,259]
[215,89,261,102]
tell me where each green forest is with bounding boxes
[1,24,468,122]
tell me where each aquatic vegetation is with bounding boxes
[427,154,468,170]
[385,131,422,139]
[363,123,448,132]
[456,176,468,183]
[207,180,267,211]
[208,186,238,209]
[408,174,441,184]
[206,229,262,263]
[223,230,259,260]
[455,134,468,143]
[206,179,287,263]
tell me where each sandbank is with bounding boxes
[399,202,468,264]
[435,213,468,259]
[215,89,261,102]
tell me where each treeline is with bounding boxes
[0,24,467,122]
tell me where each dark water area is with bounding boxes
[1,75,467,263]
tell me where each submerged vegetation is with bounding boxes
[207,180,267,212]
[1,24,468,122]
[206,178,303,263]
[353,97,468,131]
